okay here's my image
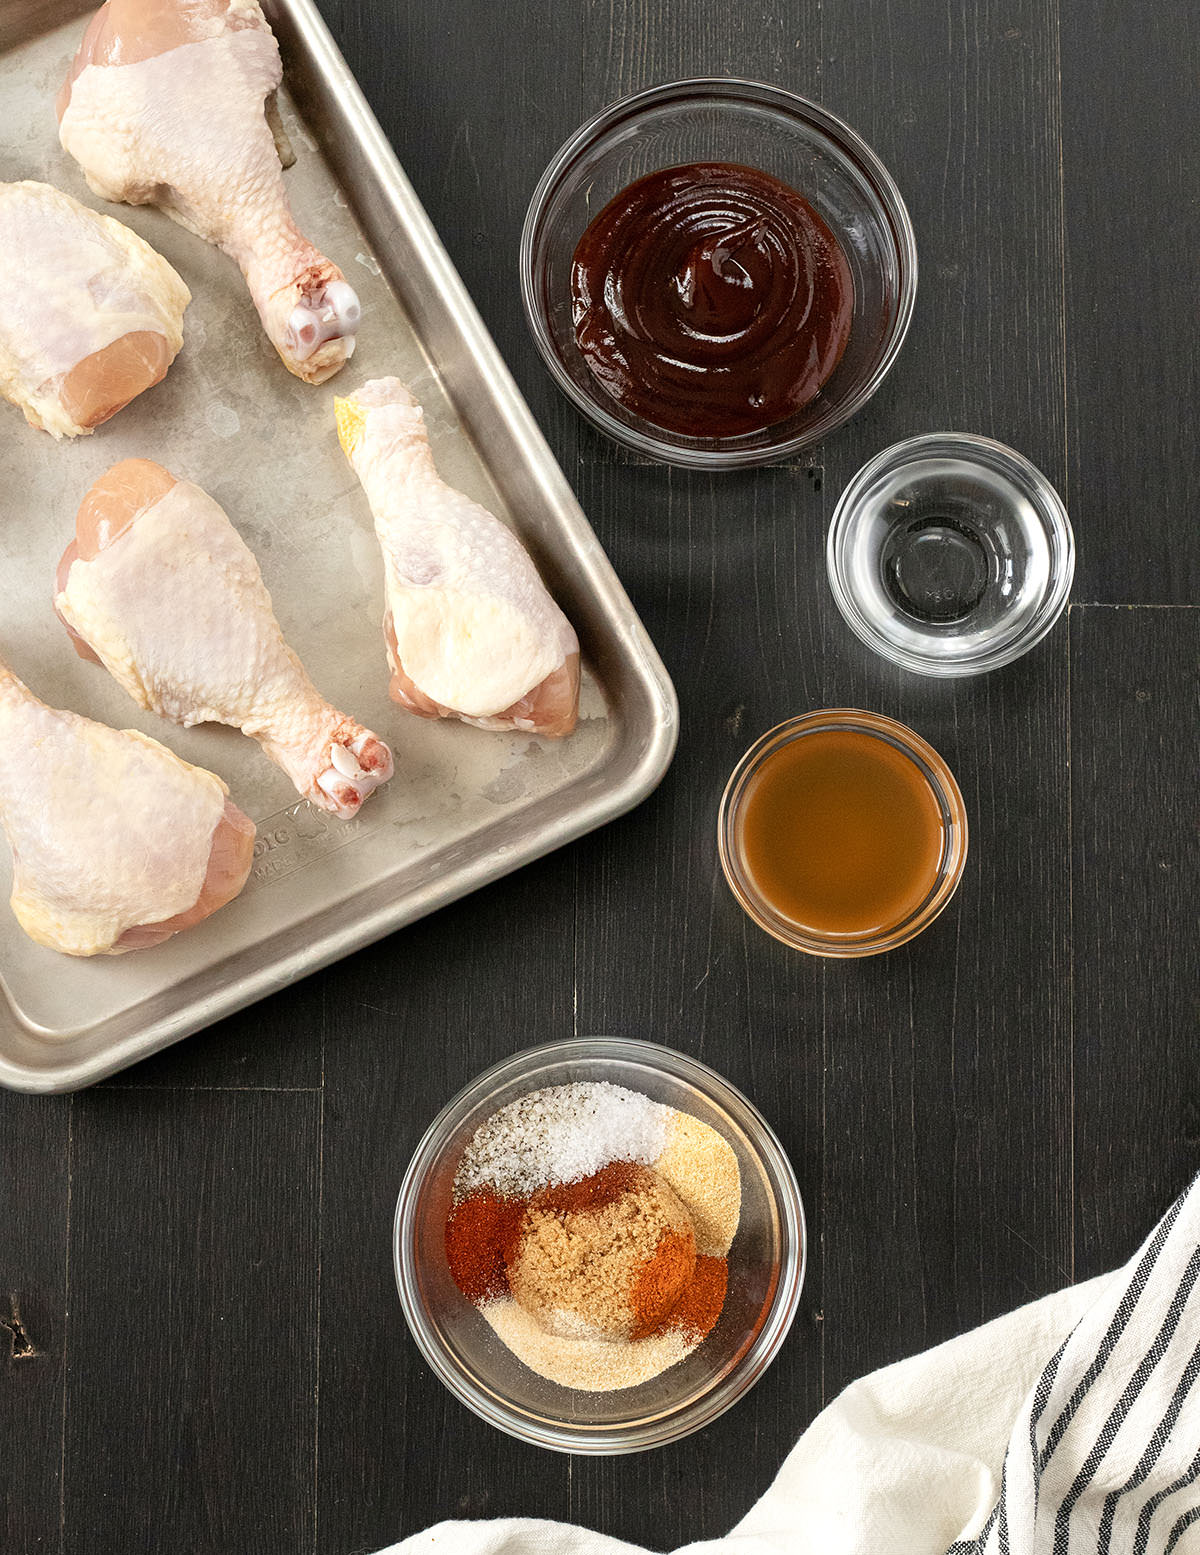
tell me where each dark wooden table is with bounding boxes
[4,1,1198,1551]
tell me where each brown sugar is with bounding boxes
[505,1162,696,1341]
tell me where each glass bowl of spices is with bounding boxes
[719,709,968,956]
[520,78,917,469]
[394,1037,805,1453]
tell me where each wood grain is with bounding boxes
[307,5,584,1544]
[820,0,1069,485]
[568,464,827,1543]
[324,0,586,447]
[0,1095,68,1553]
[553,5,831,1540]
[59,1090,320,1555]
[1070,606,1200,1270]
[814,0,1074,1392]
[1,0,1197,1551]
[102,975,326,1091]
[315,856,578,1552]
[1062,1,1200,604]
[816,629,1074,1376]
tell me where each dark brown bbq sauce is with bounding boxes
[571,162,854,439]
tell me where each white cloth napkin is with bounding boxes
[385,1178,1200,1555]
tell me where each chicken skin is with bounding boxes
[0,180,189,438]
[0,657,253,956]
[335,379,580,738]
[58,0,360,383]
[55,460,394,818]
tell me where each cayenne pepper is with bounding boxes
[630,1226,698,1339]
[663,1254,728,1342]
[444,1187,524,1304]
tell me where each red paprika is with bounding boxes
[444,1188,524,1304]
[663,1254,728,1342]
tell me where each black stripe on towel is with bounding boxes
[1099,1339,1200,1551]
[1052,1244,1200,1554]
[943,1328,1085,1552]
[1028,1332,1073,1514]
[997,1461,1010,1555]
[1039,1187,1188,1471]
[1135,1446,1200,1555]
[1165,1505,1200,1554]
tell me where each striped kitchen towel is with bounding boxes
[388,1174,1200,1555]
[947,1175,1200,1554]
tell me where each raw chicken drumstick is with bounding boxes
[0,657,254,956]
[335,379,580,738]
[57,0,360,383]
[0,180,189,438]
[55,460,394,818]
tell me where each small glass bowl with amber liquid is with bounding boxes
[718,710,968,956]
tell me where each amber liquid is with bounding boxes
[737,730,945,937]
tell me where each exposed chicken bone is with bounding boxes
[286,280,360,362]
[329,740,363,778]
[56,463,395,819]
[58,0,357,384]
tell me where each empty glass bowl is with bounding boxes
[520,78,917,468]
[394,1037,805,1453]
[826,434,1075,676]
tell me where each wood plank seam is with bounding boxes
[57,1094,73,1555]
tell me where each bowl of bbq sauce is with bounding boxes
[521,80,916,469]
[718,710,967,956]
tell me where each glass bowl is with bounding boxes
[718,709,968,956]
[520,78,917,469]
[826,434,1075,676]
[394,1037,805,1453]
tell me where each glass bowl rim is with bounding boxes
[825,431,1077,676]
[393,1035,807,1453]
[519,75,919,470]
[717,708,969,957]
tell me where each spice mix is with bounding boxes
[444,1082,741,1391]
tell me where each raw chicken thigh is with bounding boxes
[0,657,253,956]
[0,180,188,438]
[55,460,394,818]
[58,0,360,383]
[335,379,580,738]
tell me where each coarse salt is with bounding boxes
[453,1082,671,1201]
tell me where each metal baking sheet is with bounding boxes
[0,0,677,1092]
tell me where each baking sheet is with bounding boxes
[0,0,676,1091]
